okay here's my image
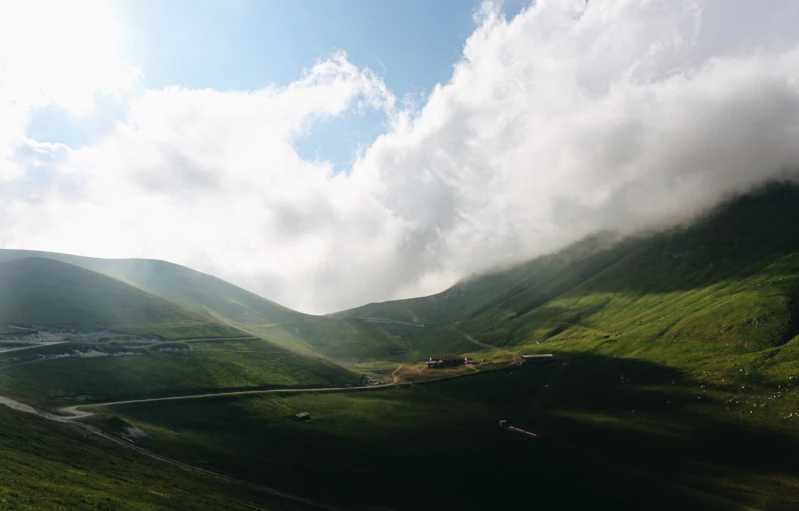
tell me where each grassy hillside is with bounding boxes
[101,362,799,511]
[0,257,244,340]
[454,182,799,352]
[336,182,799,355]
[0,404,317,510]
[333,232,622,325]
[0,251,407,359]
[0,338,359,407]
[0,257,360,406]
[4,183,799,510]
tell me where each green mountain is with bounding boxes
[0,257,360,406]
[101,181,794,510]
[3,182,799,510]
[336,181,799,355]
[0,250,408,359]
[0,257,242,339]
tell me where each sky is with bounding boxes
[2,0,799,314]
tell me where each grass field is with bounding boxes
[3,183,799,509]
[0,405,320,511]
[0,338,360,407]
[0,249,413,360]
[99,355,799,511]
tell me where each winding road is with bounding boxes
[57,381,402,419]
[0,391,347,510]
[0,341,67,354]
[0,341,511,510]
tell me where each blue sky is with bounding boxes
[28,0,527,171]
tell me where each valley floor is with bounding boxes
[3,348,791,511]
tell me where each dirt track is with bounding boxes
[450,326,518,361]
[0,341,515,510]
[0,341,66,354]
[0,393,342,510]
[391,364,404,383]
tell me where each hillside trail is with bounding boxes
[0,340,513,508]
[57,383,400,419]
[0,341,67,354]
[0,394,341,510]
[450,326,518,362]
[0,369,495,508]
[391,364,404,383]
[11,364,499,421]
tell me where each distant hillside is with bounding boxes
[0,257,361,405]
[0,257,242,339]
[5,181,799,360]
[336,181,799,353]
[0,250,409,359]
[0,251,299,326]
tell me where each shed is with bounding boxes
[293,412,311,422]
[428,355,466,367]
[521,354,555,365]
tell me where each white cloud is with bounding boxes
[3,0,799,314]
[0,0,138,113]
[0,0,139,182]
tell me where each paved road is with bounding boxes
[58,382,402,418]
[0,393,342,510]
[0,341,66,354]
[58,364,511,419]
[0,345,511,509]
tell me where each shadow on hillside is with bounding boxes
[493,352,799,510]
[105,351,799,511]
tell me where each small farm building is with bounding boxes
[521,354,555,365]
[428,355,467,368]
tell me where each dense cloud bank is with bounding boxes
[2,1,799,313]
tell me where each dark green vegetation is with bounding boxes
[338,183,799,355]
[3,182,799,509]
[0,405,317,511]
[0,257,242,339]
[0,249,409,360]
[104,363,799,510]
[0,257,361,407]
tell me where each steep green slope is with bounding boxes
[0,251,407,359]
[0,257,242,339]
[0,258,360,405]
[0,404,316,510]
[334,232,622,326]
[459,182,799,350]
[337,182,799,355]
[0,251,299,328]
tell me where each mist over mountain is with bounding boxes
[3,1,799,315]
